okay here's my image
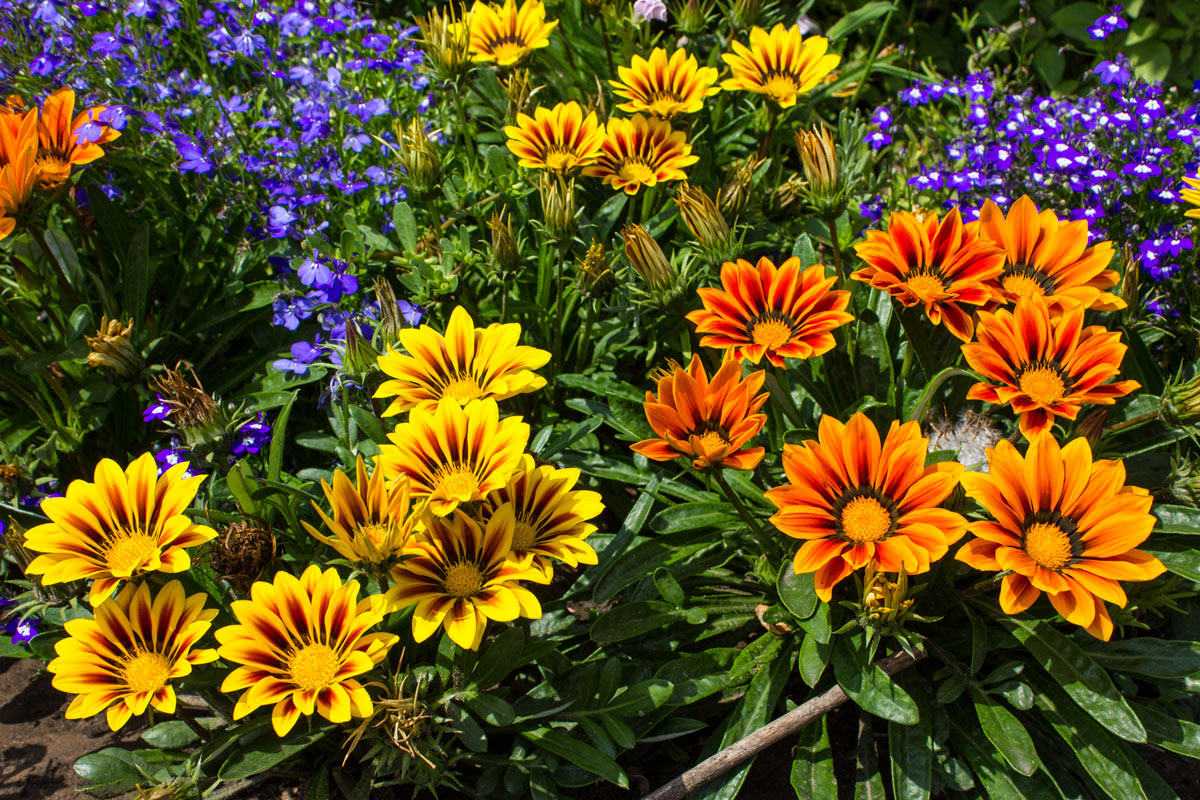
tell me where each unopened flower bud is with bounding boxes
[86,317,142,377]
[730,0,763,28]
[1170,457,1200,507]
[540,173,576,243]
[395,119,441,193]
[720,155,763,217]
[621,224,673,291]
[1074,409,1108,452]
[861,564,912,625]
[576,239,615,298]
[487,207,521,274]
[1161,374,1200,429]
[502,69,534,125]
[769,174,806,220]
[795,125,846,218]
[674,0,709,34]
[1120,246,1140,317]
[415,3,473,81]
[676,182,734,261]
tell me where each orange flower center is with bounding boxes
[443,562,484,597]
[288,643,340,692]
[442,373,484,404]
[648,90,684,114]
[1023,521,1073,570]
[103,531,159,576]
[1001,263,1057,298]
[618,160,657,186]
[748,314,794,349]
[839,496,893,543]
[905,268,950,301]
[695,429,732,454]
[123,650,171,694]
[512,519,539,552]
[762,72,800,101]
[1018,362,1068,405]
[433,464,481,500]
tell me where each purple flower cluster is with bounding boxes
[231,413,272,457]
[872,63,1200,317]
[1089,5,1128,40]
[0,592,38,646]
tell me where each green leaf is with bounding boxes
[778,563,819,620]
[124,223,151,323]
[226,463,259,516]
[1080,637,1200,678]
[1132,700,1200,759]
[1002,617,1146,742]
[1034,42,1065,88]
[1145,541,1200,581]
[971,688,1037,776]
[590,529,713,603]
[140,720,200,749]
[472,626,524,689]
[1050,1,1104,42]
[43,227,83,288]
[585,475,659,598]
[522,728,629,789]
[947,717,1055,800]
[219,727,326,780]
[832,637,919,725]
[349,405,388,444]
[597,679,674,716]
[393,203,418,252]
[827,1,895,40]
[75,747,180,799]
[650,501,737,534]
[728,634,785,682]
[653,567,685,606]
[267,390,298,483]
[798,633,832,687]
[797,598,833,643]
[590,600,691,643]
[466,693,516,727]
[656,648,740,705]
[1152,504,1200,534]
[888,673,933,800]
[0,636,36,659]
[791,717,837,800]
[855,717,885,800]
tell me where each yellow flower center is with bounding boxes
[905,271,949,301]
[485,38,528,64]
[443,562,484,597]
[104,531,159,576]
[695,429,732,454]
[749,317,794,349]
[433,464,481,500]
[288,643,340,692]
[1019,364,1067,405]
[763,73,800,102]
[442,373,483,404]
[840,496,893,543]
[1023,521,1073,570]
[512,519,539,552]
[618,160,657,186]
[1001,263,1057,299]
[123,651,171,694]
[543,149,579,171]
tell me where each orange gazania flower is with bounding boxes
[468,0,557,65]
[766,413,967,601]
[977,195,1123,311]
[35,87,121,189]
[686,256,853,367]
[631,354,769,471]
[720,24,840,108]
[957,435,1165,640]
[504,101,604,172]
[609,48,720,119]
[0,106,38,236]
[852,208,1005,341]
[961,296,1140,439]
[582,114,698,195]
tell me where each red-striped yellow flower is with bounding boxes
[609,48,720,119]
[48,580,217,731]
[961,296,1140,439]
[852,208,1005,341]
[216,565,398,736]
[468,0,557,65]
[766,413,967,601]
[34,87,122,188]
[957,435,1165,640]
[377,398,529,516]
[686,256,853,367]
[387,506,545,650]
[720,24,840,108]
[582,114,699,195]
[1182,172,1200,219]
[977,195,1123,312]
[631,354,769,471]
[374,305,549,416]
[24,453,216,606]
[504,101,604,172]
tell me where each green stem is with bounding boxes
[896,305,937,379]
[599,15,616,77]
[1104,410,1159,435]
[825,216,844,284]
[714,470,781,561]
[552,244,567,379]
[849,9,896,105]
[756,104,781,160]
[764,369,803,428]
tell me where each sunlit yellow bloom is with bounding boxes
[609,48,720,119]
[48,580,217,731]
[377,398,529,516]
[720,24,840,108]
[387,506,544,650]
[35,86,122,188]
[375,306,549,416]
[1183,173,1200,219]
[583,114,699,195]
[504,101,604,172]
[480,454,603,579]
[302,455,424,571]
[468,0,557,66]
[216,565,398,736]
[24,453,216,606]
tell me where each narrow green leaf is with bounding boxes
[125,223,151,323]
[650,501,737,533]
[728,634,785,682]
[522,728,629,789]
[971,688,1037,776]
[1080,637,1200,678]
[348,405,387,444]
[465,693,516,727]
[652,567,685,606]
[267,390,298,483]
[219,727,325,780]
[827,1,896,40]
[590,600,689,643]
[225,463,259,516]
[587,475,659,599]
[140,720,200,749]
[947,716,1056,800]
[1152,504,1200,534]
[393,203,418,252]
[889,672,933,800]
[791,717,836,800]
[1132,700,1200,759]
[472,626,524,689]
[855,716,886,800]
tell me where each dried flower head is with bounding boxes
[576,240,615,297]
[205,520,276,589]
[86,317,141,377]
[150,364,219,429]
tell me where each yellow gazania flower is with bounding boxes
[374,305,550,416]
[48,580,217,731]
[35,86,122,188]
[720,24,840,108]
[609,48,720,119]
[387,505,544,650]
[24,453,216,606]
[504,101,605,172]
[480,454,604,580]
[301,455,424,571]
[1183,173,1200,218]
[582,114,699,195]
[468,0,558,66]
[216,564,398,736]
[376,398,529,516]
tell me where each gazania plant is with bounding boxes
[3,1,1200,799]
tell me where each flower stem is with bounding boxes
[764,369,803,428]
[599,15,616,77]
[1104,410,1159,434]
[756,104,780,160]
[825,217,844,284]
[895,305,936,379]
[714,469,782,560]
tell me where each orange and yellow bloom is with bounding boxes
[35,87,121,189]
[583,114,698,195]
[387,506,544,650]
[374,305,549,416]
[217,565,398,736]
[609,48,720,119]
[766,413,967,601]
[961,296,1140,439]
[687,256,853,367]
[48,580,217,731]
[632,355,768,471]
[1182,173,1200,218]
[504,101,604,172]
[720,24,840,108]
[377,398,529,516]
[977,195,1123,311]
[468,0,557,65]
[957,435,1165,640]
[852,208,1006,341]
[24,452,216,606]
